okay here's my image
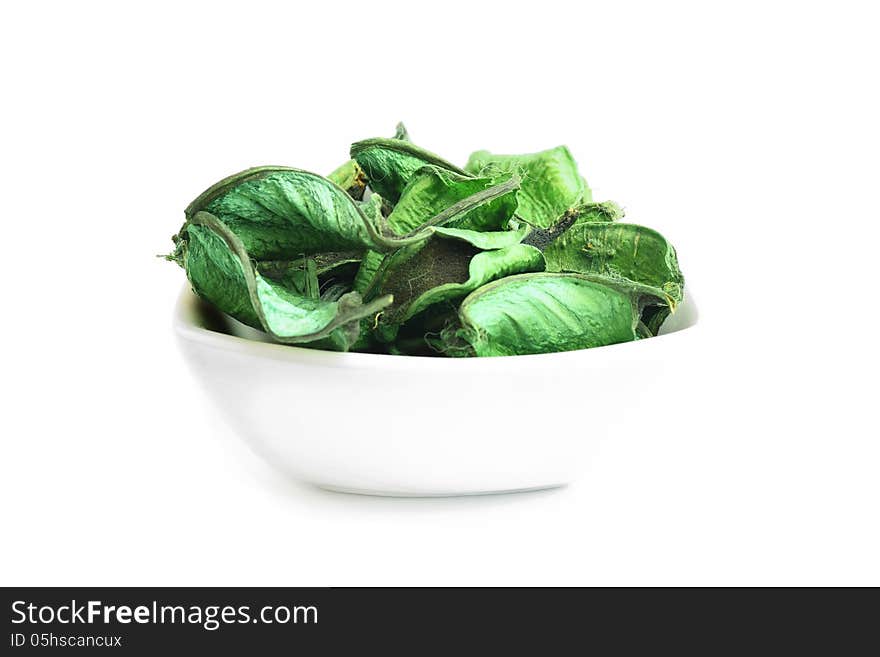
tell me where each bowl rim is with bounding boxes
[174,286,699,371]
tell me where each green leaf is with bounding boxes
[543,222,684,310]
[522,201,622,250]
[370,238,474,335]
[352,250,386,295]
[167,127,687,357]
[403,244,545,322]
[256,256,320,300]
[185,167,383,259]
[180,211,393,350]
[182,219,261,329]
[257,251,363,280]
[183,166,518,261]
[385,166,519,235]
[430,223,530,250]
[350,137,470,203]
[326,159,367,201]
[464,146,590,229]
[356,192,386,224]
[351,165,521,295]
[446,273,640,357]
[257,252,362,299]
[571,200,623,223]
[350,175,522,295]
[327,122,411,200]
[641,305,673,336]
[372,233,545,339]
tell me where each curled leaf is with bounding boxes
[430,223,530,250]
[465,146,590,229]
[446,273,640,357]
[543,222,684,310]
[185,167,384,259]
[385,166,519,235]
[351,165,520,294]
[328,122,411,200]
[351,175,522,295]
[372,233,544,340]
[183,167,517,261]
[352,251,386,296]
[168,126,687,357]
[350,137,470,203]
[402,244,544,322]
[257,252,362,299]
[180,211,392,350]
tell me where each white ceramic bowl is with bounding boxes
[174,287,699,496]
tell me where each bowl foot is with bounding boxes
[314,483,566,498]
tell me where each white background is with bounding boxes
[1,1,877,585]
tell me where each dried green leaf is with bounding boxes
[183,167,517,261]
[257,252,362,300]
[372,232,544,340]
[350,175,522,296]
[180,211,393,350]
[384,166,519,235]
[351,165,520,295]
[446,273,640,357]
[185,167,382,259]
[328,122,411,200]
[350,137,470,203]
[430,223,530,250]
[352,251,385,296]
[464,146,590,229]
[403,244,544,322]
[168,127,687,357]
[522,201,622,250]
[326,160,367,201]
[543,222,684,310]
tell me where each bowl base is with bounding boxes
[315,483,566,498]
